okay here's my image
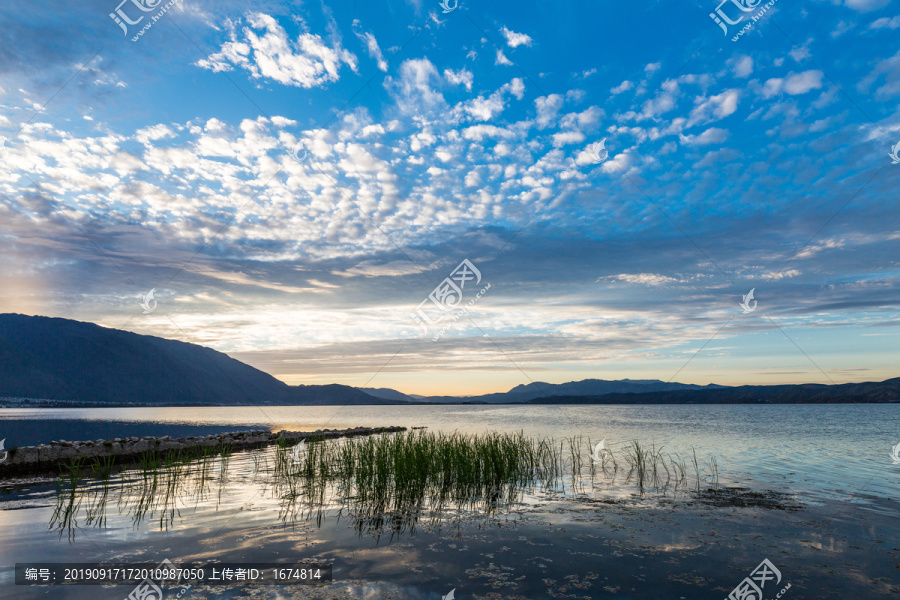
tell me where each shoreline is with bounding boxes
[4,399,899,408]
[0,425,406,478]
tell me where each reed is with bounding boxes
[90,455,116,480]
[705,456,719,490]
[47,431,726,540]
[691,448,701,492]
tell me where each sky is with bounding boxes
[0,0,898,396]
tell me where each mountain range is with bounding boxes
[1,314,897,405]
[360,379,722,403]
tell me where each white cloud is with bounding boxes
[679,127,728,146]
[353,23,388,72]
[611,273,679,286]
[869,15,900,29]
[500,26,533,48]
[135,124,176,145]
[611,80,634,95]
[461,91,506,121]
[534,94,562,129]
[600,149,634,174]
[560,106,603,129]
[495,49,513,66]
[760,269,801,280]
[640,80,679,120]
[508,77,525,100]
[857,50,900,100]
[831,21,855,38]
[843,0,889,12]
[783,70,824,94]
[551,130,585,147]
[386,58,444,112]
[444,68,473,91]
[196,13,358,88]
[687,89,739,126]
[729,55,753,78]
[762,70,824,98]
[461,124,517,141]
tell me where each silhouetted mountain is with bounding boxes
[1,314,895,406]
[418,378,720,403]
[357,387,418,402]
[524,379,900,404]
[0,314,393,405]
[292,384,404,405]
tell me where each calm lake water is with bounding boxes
[1,404,898,599]
[3,404,898,503]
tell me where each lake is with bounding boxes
[1,404,898,599]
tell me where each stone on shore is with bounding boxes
[0,426,406,477]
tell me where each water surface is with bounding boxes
[1,404,898,599]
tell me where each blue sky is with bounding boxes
[1,0,898,395]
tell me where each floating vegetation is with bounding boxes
[46,431,725,542]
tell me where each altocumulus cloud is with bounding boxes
[196,13,358,88]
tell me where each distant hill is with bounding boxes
[292,384,402,405]
[0,314,392,405]
[417,378,720,403]
[524,379,900,404]
[357,387,418,402]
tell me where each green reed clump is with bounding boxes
[91,455,116,480]
[705,456,719,490]
[47,430,726,541]
[272,430,564,533]
[50,458,86,542]
[621,441,723,493]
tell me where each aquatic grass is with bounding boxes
[669,454,688,490]
[60,457,85,487]
[691,448,701,492]
[91,455,116,480]
[271,429,571,537]
[49,458,86,542]
[47,430,727,541]
[705,456,720,490]
[624,441,648,491]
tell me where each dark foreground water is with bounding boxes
[1,404,898,599]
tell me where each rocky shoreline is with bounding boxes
[0,426,406,477]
